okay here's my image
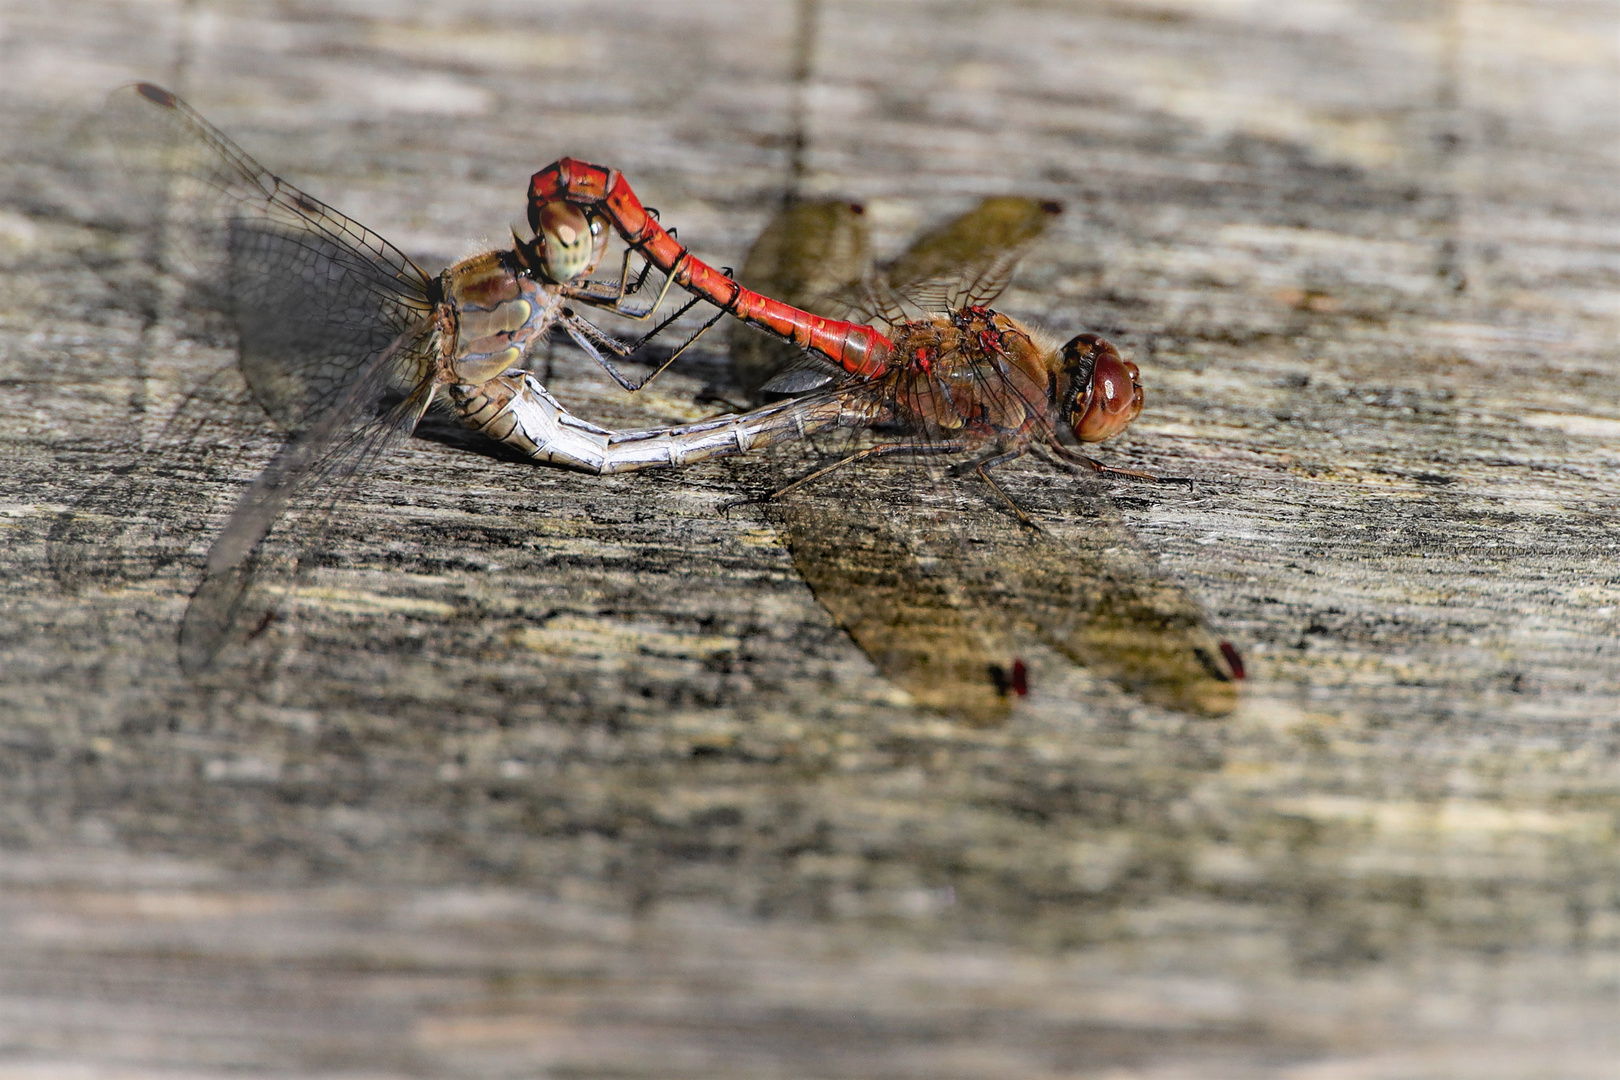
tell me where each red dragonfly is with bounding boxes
[493,164,1246,717]
[530,160,1152,492]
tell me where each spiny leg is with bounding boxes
[560,240,679,319]
[559,259,735,392]
[529,159,894,380]
[611,238,663,309]
[955,446,1037,529]
[718,439,969,515]
[1039,440,1194,488]
[560,298,727,393]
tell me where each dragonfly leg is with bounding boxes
[559,312,641,392]
[559,243,680,319]
[612,240,666,312]
[560,297,728,392]
[957,447,1038,528]
[716,439,969,515]
[1039,440,1194,488]
[776,440,969,499]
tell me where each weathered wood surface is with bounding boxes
[3,0,1620,1075]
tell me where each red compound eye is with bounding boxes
[1069,335,1146,440]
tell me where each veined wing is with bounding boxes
[47,362,277,594]
[734,196,1063,397]
[878,195,1062,316]
[768,462,1027,725]
[177,338,436,674]
[53,85,441,673]
[104,83,437,429]
[937,470,1241,716]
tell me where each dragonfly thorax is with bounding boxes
[887,308,1051,438]
[438,252,562,387]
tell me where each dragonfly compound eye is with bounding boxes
[1061,334,1144,443]
[534,200,607,282]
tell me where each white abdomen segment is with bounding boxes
[452,373,854,475]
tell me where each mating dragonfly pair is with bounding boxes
[61,83,1243,718]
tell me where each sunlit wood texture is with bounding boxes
[2,0,1618,1075]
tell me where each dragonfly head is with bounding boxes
[1060,333,1143,443]
[523,199,609,283]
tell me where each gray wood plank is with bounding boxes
[1,0,1617,1075]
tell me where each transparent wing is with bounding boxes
[942,473,1242,717]
[725,196,1058,400]
[746,195,1065,377]
[178,357,436,674]
[880,195,1062,313]
[882,317,1243,715]
[767,464,1027,725]
[47,364,273,594]
[711,324,1242,719]
[105,83,437,430]
[52,85,443,672]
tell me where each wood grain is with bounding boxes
[1,0,1618,1075]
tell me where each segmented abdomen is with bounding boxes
[451,375,869,475]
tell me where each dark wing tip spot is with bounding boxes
[1219,640,1246,680]
[1040,200,1063,216]
[136,83,177,108]
[989,660,1030,698]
